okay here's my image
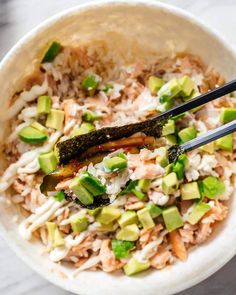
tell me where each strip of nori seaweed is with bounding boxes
[57,116,168,163]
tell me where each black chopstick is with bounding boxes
[168,120,236,163]
[156,79,236,121]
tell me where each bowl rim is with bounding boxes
[0,1,236,294]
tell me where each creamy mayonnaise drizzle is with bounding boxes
[2,79,48,120]
[0,131,61,192]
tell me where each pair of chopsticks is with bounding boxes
[57,79,236,164]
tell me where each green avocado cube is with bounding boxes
[158,78,180,103]
[162,206,183,232]
[78,171,106,196]
[138,179,152,192]
[87,208,101,216]
[216,134,233,152]
[38,151,58,174]
[96,207,121,224]
[124,257,150,276]
[165,134,177,145]
[178,75,195,97]
[70,215,89,234]
[19,126,48,144]
[162,120,175,136]
[146,203,162,218]
[181,182,201,200]
[187,202,211,225]
[173,162,185,180]
[200,141,215,154]
[118,211,138,228]
[162,172,178,195]
[116,224,140,241]
[178,126,197,143]
[137,208,155,230]
[187,90,203,112]
[69,177,94,205]
[156,147,169,168]
[30,121,47,133]
[46,109,65,131]
[148,76,164,95]
[220,108,236,123]
[73,122,95,136]
[201,176,225,199]
[37,95,51,115]
[46,222,64,248]
[97,222,115,232]
[103,156,127,172]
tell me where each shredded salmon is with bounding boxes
[169,230,187,261]
[150,246,172,269]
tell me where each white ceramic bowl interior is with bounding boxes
[0,1,236,295]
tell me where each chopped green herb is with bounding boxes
[131,188,145,200]
[111,240,134,259]
[82,75,99,95]
[103,156,127,172]
[42,41,62,63]
[103,84,113,93]
[54,191,65,202]
[120,180,139,196]
[82,111,102,122]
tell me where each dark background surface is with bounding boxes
[0,0,236,294]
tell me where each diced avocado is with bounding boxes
[118,211,138,228]
[188,91,203,112]
[42,41,62,63]
[156,147,169,168]
[162,172,178,195]
[103,156,127,172]
[200,141,215,154]
[162,206,183,232]
[82,75,99,96]
[172,113,186,121]
[138,179,152,192]
[116,152,127,159]
[137,208,155,230]
[87,208,101,216]
[38,151,58,174]
[73,122,95,136]
[162,120,175,136]
[181,182,201,200]
[46,109,65,131]
[187,202,211,225]
[69,177,94,205]
[201,176,225,199]
[70,215,89,234]
[173,162,185,180]
[131,188,145,200]
[116,224,140,241]
[37,95,51,115]
[158,78,180,103]
[165,134,177,145]
[82,111,102,122]
[53,190,65,202]
[97,222,115,232]
[96,207,121,224]
[146,203,162,218]
[177,154,189,167]
[46,222,64,248]
[178,126,197,143]
[178,75,195,97]
[220,108,236,123]
[148,76,164,95]
[124,257,150,276]
[216,134,233,152]
[112,240,134,259]
[165,163,174,175]
[78,171,106,196]
[30,121,47,133]
[19,126,48,144]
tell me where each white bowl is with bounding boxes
[0,1,236,294]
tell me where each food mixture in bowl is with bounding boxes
[0,41,235,276]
